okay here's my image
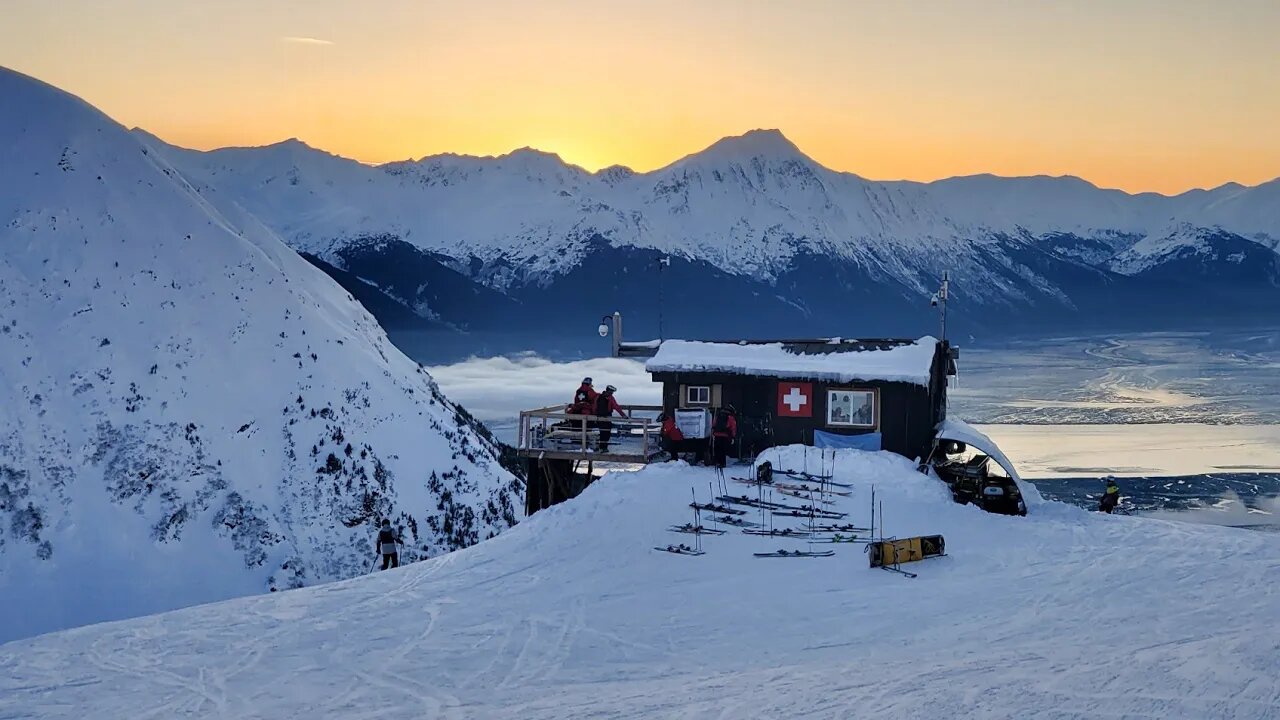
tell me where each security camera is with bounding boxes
[598,323,609,338]
[930,293,939,307]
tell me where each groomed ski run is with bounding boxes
[2,446,1278,719]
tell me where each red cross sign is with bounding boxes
[777,382,813,417]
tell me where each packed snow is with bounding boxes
[0,67,519,643]
[646,337,938,386]
[2,446,1276,719]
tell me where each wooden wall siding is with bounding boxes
[653,367,941,462]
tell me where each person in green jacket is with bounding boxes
[1099,478,1121,513]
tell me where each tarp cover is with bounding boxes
[814,430,882,451]
[646,337,938,386]
[675,408,710,439]
[936,418,1021,483]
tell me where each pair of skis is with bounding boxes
[775,481,852,497]
[742,527,812,538]
[753,548,834,558]
[812,533,864,544]
[668,523,726,536]
[715,494,810,512]
[710,514,758,527]
[655,543,705,556]
[689,502,746,516]
[770,508,846,520]
[659,490,713,556]
[774,488,838,505]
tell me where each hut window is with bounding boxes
[826,389,876,428]
[686,385,711,405]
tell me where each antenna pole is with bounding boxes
[658,256,667,341]
[612,311,622,358]
[940,271,949,342]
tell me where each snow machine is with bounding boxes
[927,419,1027,517]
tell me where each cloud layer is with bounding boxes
[280,36,334,46]
[427,354,660,424]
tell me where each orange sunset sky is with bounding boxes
[3,0,1278,194]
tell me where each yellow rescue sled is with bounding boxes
[868,535,945,577]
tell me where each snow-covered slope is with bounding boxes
[1109,223,1280,284]
[0,68,521,642]
[3,448,1276,719]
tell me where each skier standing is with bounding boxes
[375,519,400,569]
[711,405,738,469]
[593,385,625,451]
[659,411,684,458]
[569,377,597,416]
[1098,478,1121,514]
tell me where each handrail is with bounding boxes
[516,403,663,453]
[519,403,663,415]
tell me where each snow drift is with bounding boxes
[0,67,520,642]
[2,447,1275,719]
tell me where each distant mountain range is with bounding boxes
[136,127,1280,356]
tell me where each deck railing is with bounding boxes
[517,404,664,460]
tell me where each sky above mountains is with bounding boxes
[2,0,1278,194]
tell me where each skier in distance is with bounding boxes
[375,519,400,569]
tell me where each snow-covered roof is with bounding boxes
[645,337,939,386]
[936,418,1022,484]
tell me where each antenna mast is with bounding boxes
[940,270,949,342]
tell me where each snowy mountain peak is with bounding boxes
[596,164,637,184]
[690,128,809,165]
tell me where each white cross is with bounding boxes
[782,387,808,412]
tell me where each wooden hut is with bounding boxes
[645,336,954,462]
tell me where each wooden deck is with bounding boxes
[516,404,665,464]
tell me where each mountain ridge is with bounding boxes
[128,120,1279,352]
[0,66,520,641]
[137,126,1280,198]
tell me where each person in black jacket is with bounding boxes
[375,519,399,570]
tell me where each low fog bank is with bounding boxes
[427,354,660,423]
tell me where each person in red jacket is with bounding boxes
[711,404,738,469]
[594,385,625,451]
[658,411,684,458]
[568,377,598,416]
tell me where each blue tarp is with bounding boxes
[813,430,882,451]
